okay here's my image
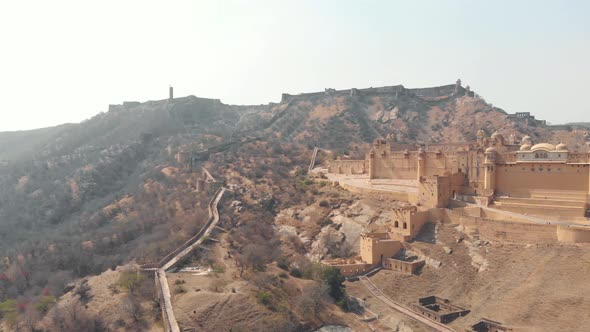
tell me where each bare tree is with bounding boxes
[122,294,142,323]
[296,283,328,319]
[49,300,104,332]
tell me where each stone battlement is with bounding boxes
[507,111,546,126]
[280,80,474,103]
[108,95,222,112]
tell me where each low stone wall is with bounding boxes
[440,209,558,243]
[556,225,590,243]
[324,262,373,277]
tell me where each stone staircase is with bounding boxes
[493,190,587,220]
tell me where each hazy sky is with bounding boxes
[1,0,589,131]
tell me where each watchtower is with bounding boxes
[169,86,174,100]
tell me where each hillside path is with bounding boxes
[148,187,226,332]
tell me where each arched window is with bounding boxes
[403,222,408,229]
[394,221,399,228]
[535,153,539,158]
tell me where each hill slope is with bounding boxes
[0,82,587,330]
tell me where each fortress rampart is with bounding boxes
[280,80,474,103]
[108,95,222,112]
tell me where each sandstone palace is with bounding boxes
[321,130,590,278]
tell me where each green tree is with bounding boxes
[321,267,346,302]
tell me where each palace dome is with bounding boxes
[520,144,532,151]
[556,143,568,151]
[530,143,555,151]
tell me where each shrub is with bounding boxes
[322,267,346,302]
[174,286,186,294]
[278,272,289,279]
[319,218,332,228]
[174,279,186,285]
[117,270,145,294]
[302,179,313,186]
[276,256,290,271]
[257,291,272,306]
[289,268,303,278]
[212,264,225,273]
[319,200,329,207]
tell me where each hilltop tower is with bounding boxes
[169,86,174,100]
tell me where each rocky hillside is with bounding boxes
[0,82,587,330]
[265,85,588,154]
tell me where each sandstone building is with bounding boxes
[322,131,590,277]
[328,131,590,220]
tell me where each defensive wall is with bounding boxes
[407,84,457,98]
[507,112,546,126]
[108,95,222,112]
[280,81,473,103]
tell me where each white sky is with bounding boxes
[0,0,589,131]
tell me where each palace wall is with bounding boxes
[371,151,485,184]
[495,164,590,196]
[373,155,416,180]
[327,160,368,175]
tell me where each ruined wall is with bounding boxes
[383,258,425,275]
[495,163,589,196]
